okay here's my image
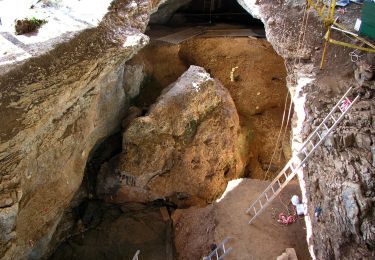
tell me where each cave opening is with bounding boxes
[150,0,264,27]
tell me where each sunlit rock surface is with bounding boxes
[0,0,165,258]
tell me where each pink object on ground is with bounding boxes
[277,213,296,225]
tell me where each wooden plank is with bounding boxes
[157,27,205,44]
[202,29,265,38]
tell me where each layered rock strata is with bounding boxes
[0,0,165,258]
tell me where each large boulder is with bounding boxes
[102,66,243,203]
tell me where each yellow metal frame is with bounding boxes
[306,0,375,68]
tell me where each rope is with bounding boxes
[263,2,310,180]
[349,43,365,62]
[278,195,291,215]
[294,3,311,68]
[263,90,290,180]
[279,93,294,161]
[297,10,311,66]
[349,50,363,63]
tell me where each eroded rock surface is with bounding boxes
[239,0,375,259]
[149,0,192,24]
[0,0,165,258]
[98,65,243,203]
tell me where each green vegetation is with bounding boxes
[15,17,48,35]
[183,120,198,144]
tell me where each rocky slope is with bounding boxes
[239,0,375,259]
[0,0,165,258]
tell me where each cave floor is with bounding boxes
[50,203,173,260]
[174,179,311,260]
[215,179,310,260]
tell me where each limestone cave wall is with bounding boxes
[0,0,165,258]
[239,0,375,259]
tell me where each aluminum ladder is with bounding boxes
[203,237,232,260]
[246,87,359,224]
[132,250,140,260]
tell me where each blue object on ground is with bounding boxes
[314,207,322,218]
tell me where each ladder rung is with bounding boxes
[203,238,232,260]
[246,89,359,225]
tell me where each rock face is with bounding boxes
[239,0,375,259]
[0,0,165,258]
[304,89,375,259]
[149,0,192,24]
[98,66,243,203]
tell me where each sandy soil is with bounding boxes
[173,179,310,260]
[172,205,215,260]
[215,179,310,260]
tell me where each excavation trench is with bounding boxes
[50,25,309,260]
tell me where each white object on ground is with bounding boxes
[291,195,300,206]
[354,19,362,32]
[296,204,305,216]
[276,248,298,260]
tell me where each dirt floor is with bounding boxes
[173,179,311,260]
[130,25,291,180]
[50,202,173,260]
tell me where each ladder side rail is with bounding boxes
[132,250,140,260]
[247,92,359,225]
[298,87,353,152]
[247,163,301,218]
[248,95,358,224]
[246,86,354,213]
[246,161,294,213]
[248,171,297,224]
[203,238,232,260]
[247,95,351,215]
[217,248,233,260]
[299,94,359,166]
